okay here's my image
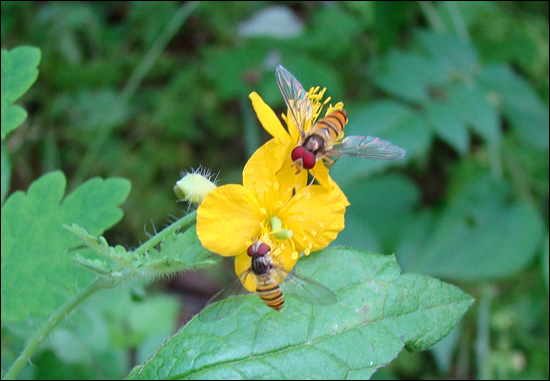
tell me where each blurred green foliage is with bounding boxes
[1,1,548,380]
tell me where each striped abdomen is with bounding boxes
[255,274,284,311]
[313,109,347,142]
[303,109,348,156]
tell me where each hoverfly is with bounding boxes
[199,240,336,323]
[275,65,406,173]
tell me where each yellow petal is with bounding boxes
[272,242,299,275]
[312,162,350,206]
[242,138,307,209]
[249,92,290,141]
[281,185,346,253]
[197,184,263,256]
[235,253,256,292]
[285,111,302,143]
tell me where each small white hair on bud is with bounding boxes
[174,166,218,205]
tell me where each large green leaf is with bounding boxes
[334,174,421,253]
[372,50,448,103]
[416,30,479,74]
[1,46,41,140]
[425,99,469,155]
[397,172,545,281]
[1,171,131,321]
[478,64,549,149]
[127,248,473,380]
[543,233,549,293]
[446,83,500,144]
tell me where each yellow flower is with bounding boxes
[196,138,348,291]
[249,89,346,193]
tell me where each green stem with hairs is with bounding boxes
[3,211,197,379]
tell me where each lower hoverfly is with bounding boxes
[275,65,406,173]
[199,240,336,323]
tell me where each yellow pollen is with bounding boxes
[304,248,311,256]
[291,251,298,260]
[326,101,344,115]
[260,207,267,214]
[310,230,317,237]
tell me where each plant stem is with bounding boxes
[476,284,493,380]
[3,211,197,379]
[119,1,200,104]
[132,210,197,257]
[69,1,200,189]
[419,1,446,32]
[3,277,112,380]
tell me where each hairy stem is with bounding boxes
[4,211,197,379]
[133,210,197,258]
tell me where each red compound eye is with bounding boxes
[247,242,271,256]
[301,151,316,169]
[291,146,307,162]
[256,243,271,256]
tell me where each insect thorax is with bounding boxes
[303,134,327,155]
[251,254,273,276]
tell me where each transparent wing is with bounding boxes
[274,267,337,306]
[330,135,406,160]
[198,270,253,323]
[275,65,312,137]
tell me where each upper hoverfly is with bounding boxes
[199,240,336,323]
[275,65,406,173]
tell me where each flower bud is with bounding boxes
[174,171,217,205]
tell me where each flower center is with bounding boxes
[269,216,293,239]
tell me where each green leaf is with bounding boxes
[330,101,426,187]
[446,83,500,144]
[478,64,549,149]
[205,44,268,100]
[425,99,469,155]
[1,142,11,203]
[1,171,131,321]
[65,223,113,258]
[138,225,219,275]
[68,89,131,131]
[543,233,549,293]
[95,286,181,350]
[36,285,178,379]
[397,172,545,281]
[1,46,41,140]
[65,218,217,278]
[416,31,479,74]
[372,50,447,103]
[302,6,362,59]
[335,174,421,252]
[127,248,473,380]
